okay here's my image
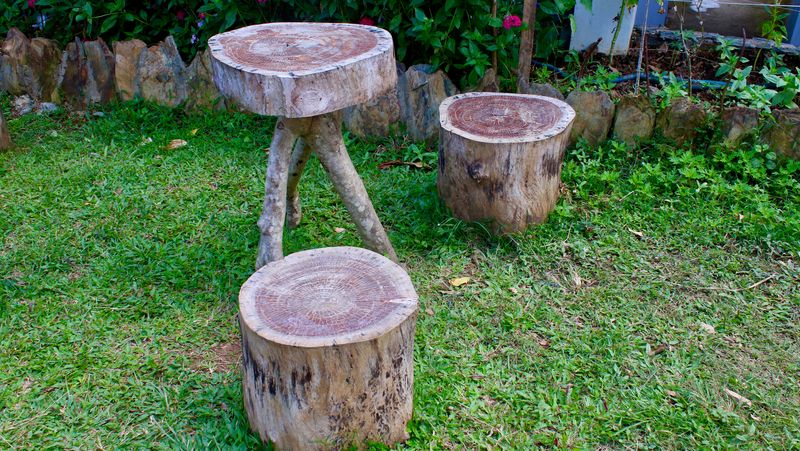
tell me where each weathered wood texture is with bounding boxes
[286,137,312,229]
[239,246,418,450]
[0,109,11,150]
[255,115,398,268]
[209,23,397,118]
[438,92,575,233]
[210,23,399,268]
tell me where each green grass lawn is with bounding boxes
[1,99,799,449]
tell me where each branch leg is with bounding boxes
[308,114,398,262]
[285,137,313,229]
[256,118,299,269]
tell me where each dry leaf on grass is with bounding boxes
[377,160,425,170]
[572,271,582,288]
[334,227,345,233]
[724,387,753,407]
[165,139,188,150]
[699,322,716,334]
[628,228,644,239]
[449,277,470,287]
[425,307,434,316]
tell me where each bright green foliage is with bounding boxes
[0,0,584,89]
[1,99,799,448]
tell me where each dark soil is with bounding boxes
[546,30,800,97]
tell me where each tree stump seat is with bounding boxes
[209,23,399,268]
[437,92,576,233]
[239,246,418,449]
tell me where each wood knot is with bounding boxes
[467,162,488,183]
[276,121,285,130]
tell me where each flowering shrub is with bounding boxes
[0,0,580,88]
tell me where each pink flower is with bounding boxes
[28,0,35,8]
[257,0,267,4]
[176,10,186,21]
[358,17,375,26]
[503,15,522,30]
[198,12,206,20]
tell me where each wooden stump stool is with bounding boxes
[209,23,399,268]
[437,92,575,233]
[238,246,418,449]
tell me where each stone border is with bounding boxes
[1,27,796,159]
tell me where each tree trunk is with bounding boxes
[210,23,400,267]
[438,92,575,233]
[209,23,397,118]
[308,113,398,263]
[0,109,10,150]
[516,0,538,93]
[286,137,313,229]
[239,246,418,449]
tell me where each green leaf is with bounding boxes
[579,0,593,12]
[414,8,427,23]
[100,16,117,34]
[222,9,237,31]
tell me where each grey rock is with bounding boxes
[12,95,35,116]
[612,96,655,144]
[656,97,708,145]
[35,102,59,114]
[28,38,62,102]
[526,82,564,100]
[185,48,225,111]
[474,68,499,92]
[566,90,615,145]
[0,28,32,96]
[398,64,459,143]
[135,36,188,107]
[113,39,147,101]
[59,38,116,109]
[343,64,403,138]
[720,106,759,146]
[82,39,116,104]
[764,109,800,160]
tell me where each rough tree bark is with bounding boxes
[209,23,397,118]
[239,246,418,450]
[0,109,11,150]
[209,23,400,267]
[286,137,313,229]
[516,0,538,93]
[438,92,575,233]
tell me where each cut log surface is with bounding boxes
[438,93,575,233]
[209,23,397,118]
[239,246,417,449]
[440,92,574,143]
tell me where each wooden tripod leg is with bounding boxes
[308,113,399,262]
[256,119,299,269]
[285,137,313,229]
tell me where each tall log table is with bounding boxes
[209,23,399,268]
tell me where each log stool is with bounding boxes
[437,92,576,233]
[209,23,399,268]
[239,246,418,449]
